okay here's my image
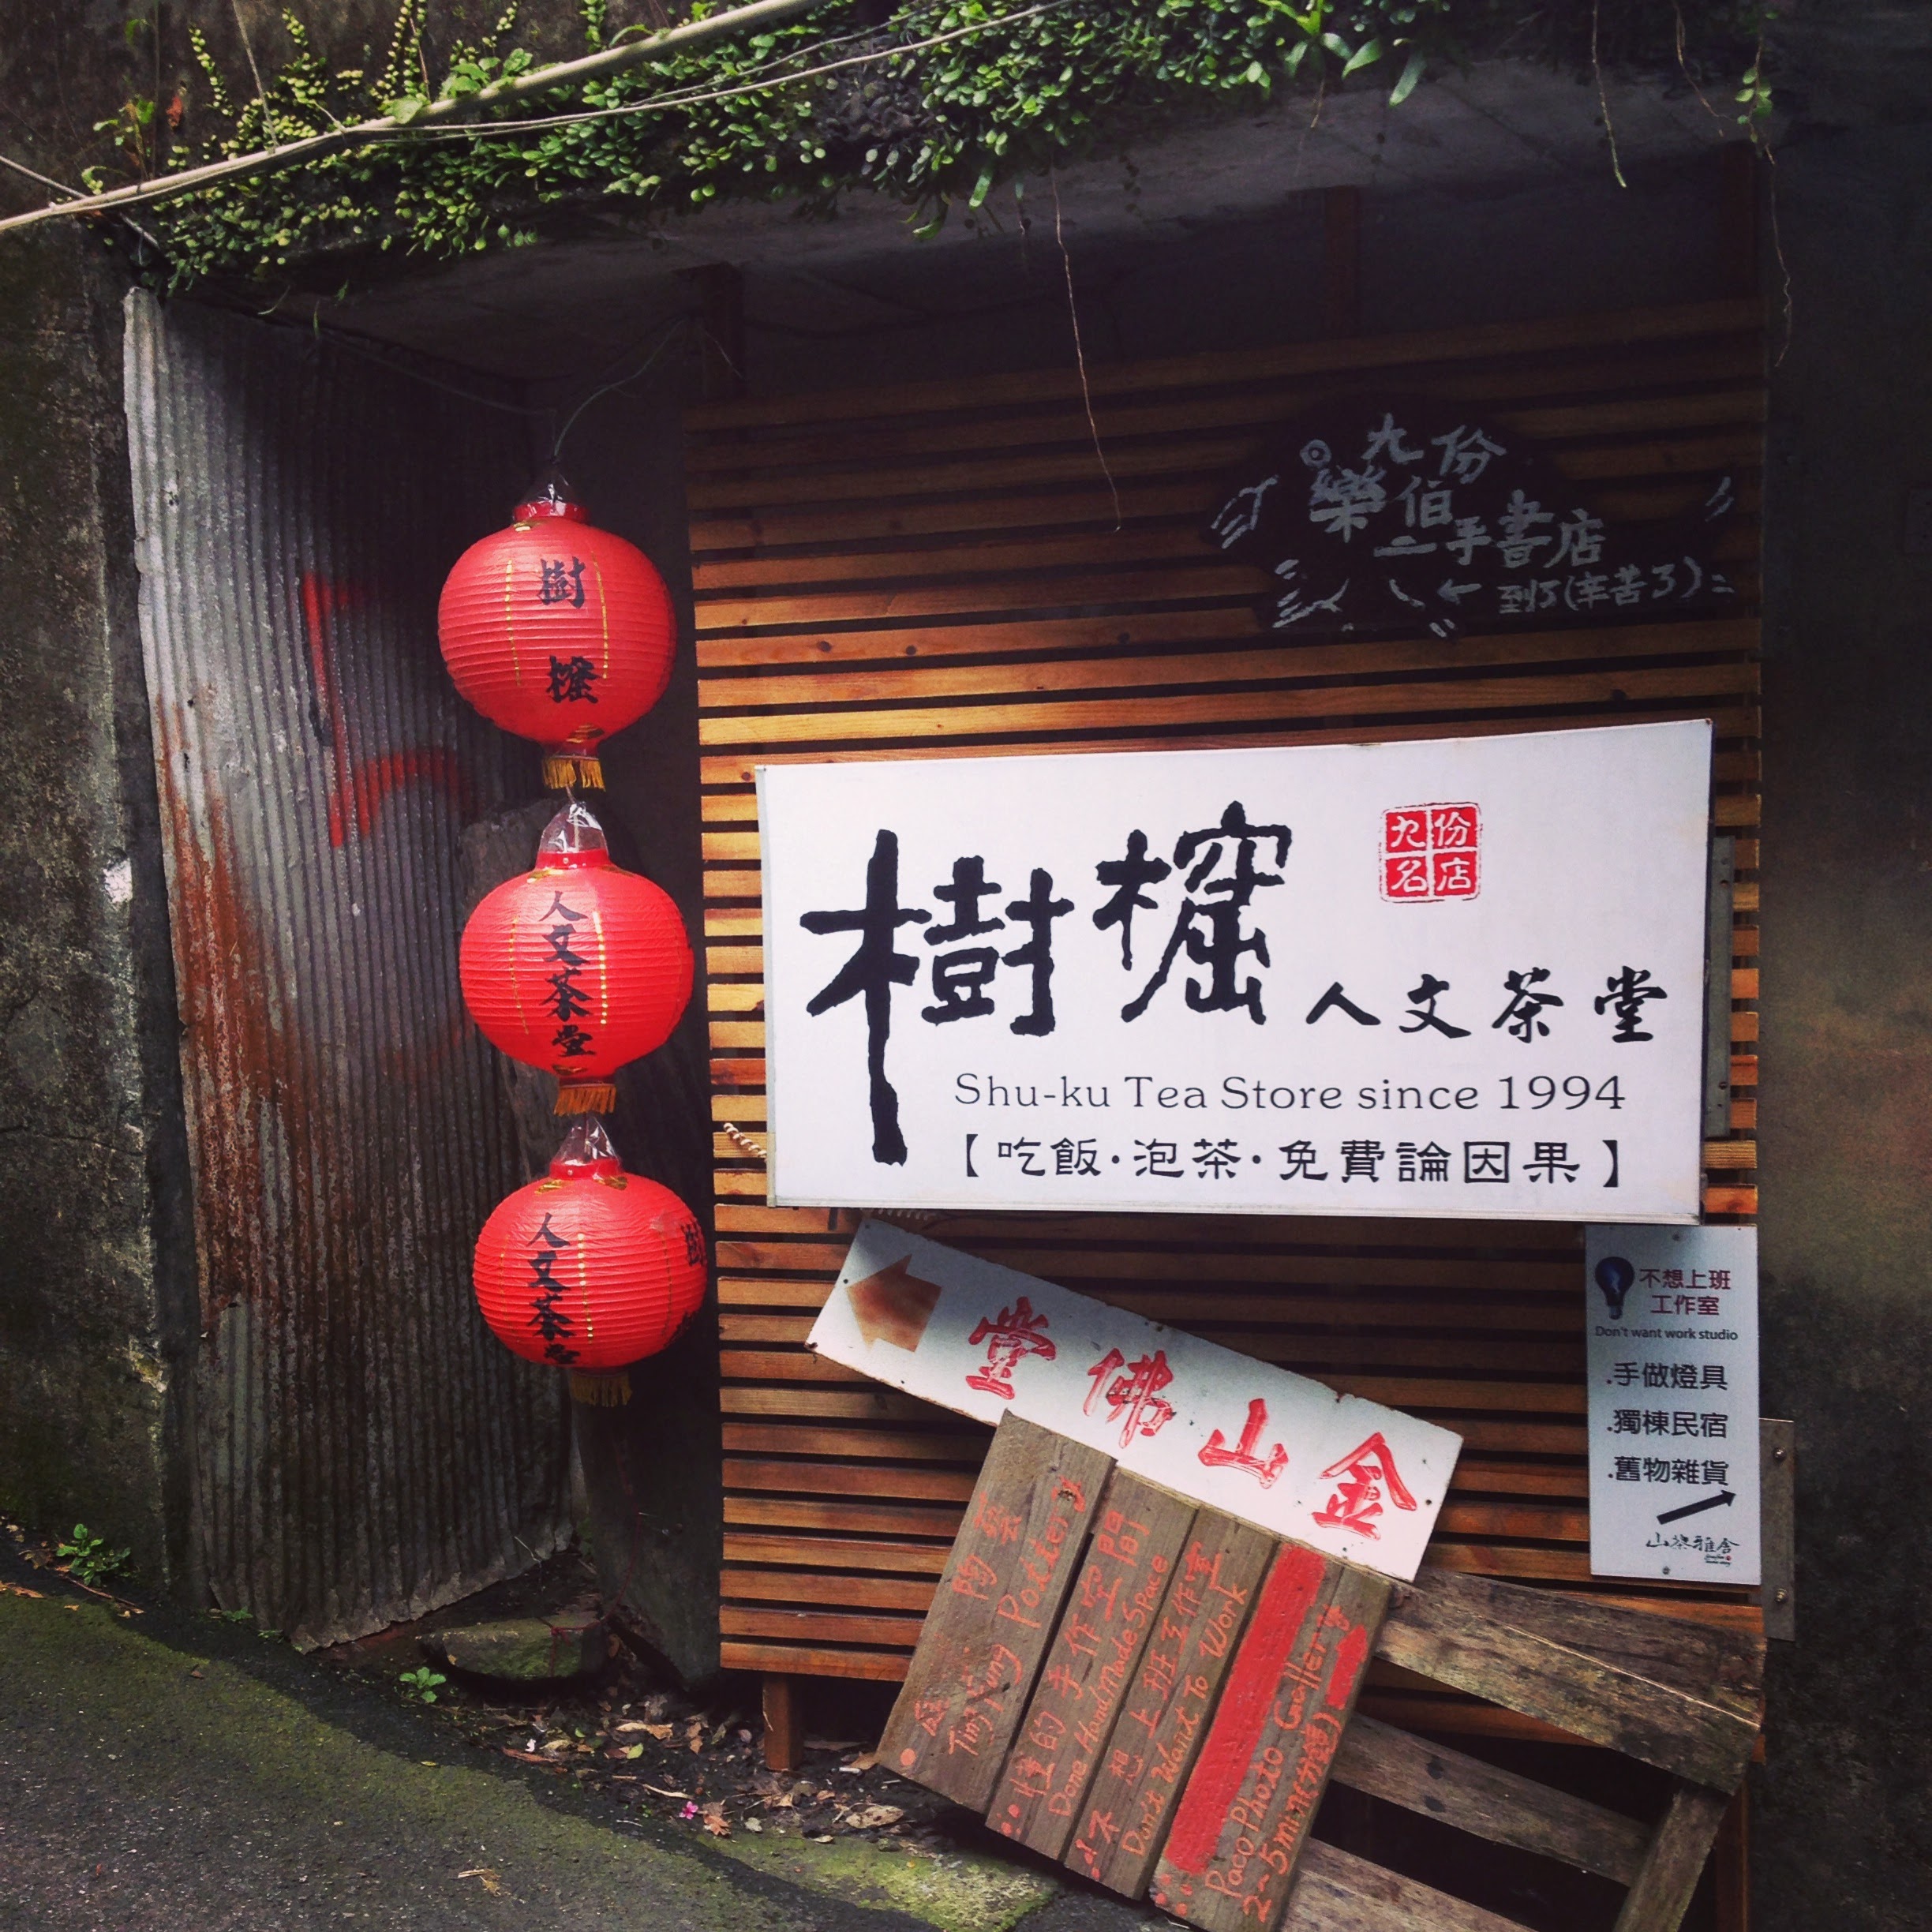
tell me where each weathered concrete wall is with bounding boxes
[1753,118,1932,1929]
[0,227,197,1588]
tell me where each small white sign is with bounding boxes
[1586,1225,1760,1584]
[761,721,1713,1222]
[809,1218,1462,1582]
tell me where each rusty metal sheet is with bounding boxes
[122,291,568,1646]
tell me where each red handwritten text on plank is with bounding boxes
[988,1473,1195,1859]
[878,1417,1111,1812]
[1150,1545,1391,1932]
[1066,1513,1275,1899]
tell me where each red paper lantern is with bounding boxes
[460,805,692,1113]
[474,1121,706,1371]
[438,475,675,790]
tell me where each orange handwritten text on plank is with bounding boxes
[993,1476,1086,1631]
[1160,1544,1329,1878]
[994,1503,1163,1841]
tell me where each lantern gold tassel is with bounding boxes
[569,1370,632,1406]
[556,1080,619,1115]
[542,754,605,790]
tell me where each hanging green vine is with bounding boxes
[93,0,1769,290]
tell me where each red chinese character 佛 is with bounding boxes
[1311,1430,1420,1540]
[965,1295,1057,1398]
[1084,1346,1177,1447]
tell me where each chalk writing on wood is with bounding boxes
[1068,1509,1275,1899]
[987,1471,1196,1858]
[1207,395,1740,641]
[878,1413,1112,1811]
[1150,1544,1391,1932]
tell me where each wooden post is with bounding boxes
[1714,1786,1750,1932]
[687,261,747,402]
[1321,185,1362,337]
[762,1672,802,1772]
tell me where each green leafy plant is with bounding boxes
[99,0,1769,291]
[399,1664,448,1704]
[56,1524,129,1586]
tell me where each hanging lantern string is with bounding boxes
[551,315,691,462]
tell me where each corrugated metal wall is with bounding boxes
[123,292,570,1646]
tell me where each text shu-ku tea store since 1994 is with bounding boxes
[758,720,1713,1224]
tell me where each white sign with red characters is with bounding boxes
[810,1219,1462,1581]
[761,720,1714,1222]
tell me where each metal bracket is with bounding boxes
[1704,837,1739,1139]
[1759,1417,1795,1640]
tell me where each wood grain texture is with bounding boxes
[1611,1781,1733,1932]
[1151,1547,1391,1932]
[878,1414,1111,1810]
[697,298,1762,1696]
[1374,1574,1760,1790]
[1279,1837,1537,1932]
[1068,1509,1275,1898]
[1330,1714,1649,1882]
[986,1471,1197,1859]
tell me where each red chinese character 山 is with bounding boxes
[1381,801,1481,903]
[1311,1431,1419,1539]
[1084,1347,1177,1447]
[1197,1396,1290,1487]
[965,1296,1056,1398]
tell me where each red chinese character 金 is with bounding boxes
[1084,1346,1177,1447]
[1380,801,1481,903]
[965,1295,1057,1398]
[1197,1396,1290,1488]
[1311,1430,1420,1540]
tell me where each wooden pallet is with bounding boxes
[882,1414,1763,1932]
[689,298,1764,1694]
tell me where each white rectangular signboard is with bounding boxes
[1586,1224,1760,1584]
[761,720,1713,1221]
[811,1218,1462,1581]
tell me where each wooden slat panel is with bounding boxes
[684,298,1762,430]
[697,301,1761,1702]
[1331,1714,1649,1883]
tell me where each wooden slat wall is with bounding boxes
[686,299,1764,1705]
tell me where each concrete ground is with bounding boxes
[0,1568,1162,1932]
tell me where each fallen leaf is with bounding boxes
[848,1805,904,1830]
[187,1668,204,1679]
[457,1869,503,1896]
[623,1744,645,1760]
[613,1720,673,1739]
[702,1814,731,1837]
[839,1752,879,1773]
[744,1816,764,1833]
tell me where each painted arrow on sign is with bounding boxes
[846,1254,943,1351]
[1656,1489,1736,1525]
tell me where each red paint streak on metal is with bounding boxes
[1160,1543,1327,1876]
[301,573,477,847]
[154,702,318,1331]
[1324,1621,1370,1708]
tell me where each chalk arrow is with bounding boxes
[1437,580,1481,605]
[1656,1488,1736,1525]
[845,1256,943,1352]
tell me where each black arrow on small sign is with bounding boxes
[1656,1489,1736,1525]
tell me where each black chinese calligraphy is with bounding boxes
[1207,397,1741,638]
[1117,802,1290,1024]
[802,829,930,1164]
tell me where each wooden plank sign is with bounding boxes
[1067,1509,1276,1897]
[877,1414,1111,1810]
[1150,1544,1391,1932]
[987,1470,1196,1857]
[811,1218,1461,1579]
